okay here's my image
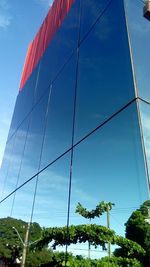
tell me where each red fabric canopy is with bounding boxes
[20,0,75,91]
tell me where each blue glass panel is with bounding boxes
[7,62,40,141]
[32,152,71,228]
[70,102,148,258]
[1,117,30,200]
[0,196,14,218]
[139,100,150,191]
[11,179,37,222]
[125,0,150,101]
[74,0,135,142]
[17,91,49,186]
[40,54,77,168]
[80,0,110,41]
[0,137,15,200]
[34,0,80,103]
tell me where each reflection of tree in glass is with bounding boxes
[36,201,145,266]
[125,200,150,267]
[0,217,41,266]
[76,201,115,258]
[0,201,149,266]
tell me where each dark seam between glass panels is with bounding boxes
[65,0,83,263]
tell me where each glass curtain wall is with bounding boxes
[0,0,149,260]
[125,0,150,193]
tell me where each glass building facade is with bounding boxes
[0,0,150,258]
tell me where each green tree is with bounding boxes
[75,201,115,220]
[36,202,145,266]
[26,248,53,267]
[0,217,41,265]
[125,200,150,266]
[75,201,115,257]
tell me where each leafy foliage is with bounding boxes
[76,201,115,220]
[38,252,142,267]
[0,201,148,266]
[125,200,150,266]
[37,224,115,249]
[26,248,53,267]
[113,235,145,259]
[36,224,145,260]
[0,217,41,265]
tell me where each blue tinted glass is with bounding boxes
[80,0,110,41]
[0,196,14,218]
[8,63,40,140]
[7,95,19,141]
[74,0,135,142]
[17,91,49,186]
[139,100,150,189]
[34,0,80,103]
[1,118,30,200]
[125,0,150,101]
[32,152,71,228]
[11,179,37,222]
[0,136,15,200]
[40,55,77,168]
[70,102,148,257]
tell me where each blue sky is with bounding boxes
[0,0,53,167]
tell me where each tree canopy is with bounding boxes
[0,217,41,265]
[125,200,150,266]
[0,201,149,266]
[75,201,115,220]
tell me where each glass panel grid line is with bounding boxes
[0,97,138,205]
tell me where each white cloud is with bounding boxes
[0,0,11,29]
[0,13,11,28]
[36,0,54,8]
[0,0,10,10]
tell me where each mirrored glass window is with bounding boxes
[17,91,49,186]
[11,179,37,223]
[74,0,135,142]
[1,117,30,200]
[70,102,148,258]
[139,100,150,188]
[32,152,71,229]
[0,196,14,218]
[0,136,16,200]
[80,0,110,41]
[8,63,40,140]
[35,0,80,103]
[125,0,150,101]
[40,55,77,168]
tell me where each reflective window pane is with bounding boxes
[1,118,30,199]
[74,0,135,142]
[32,152,71,229]
[11,179,37,222]
[0,196,14,218]
[35,0,80,102]
[70,102,148,257]
[40,55,77,168]
[80,0,110,41]
[7,63,40,140]
[125,0,150,101]
[139,100,150,187]
[0,137,15,200]
[17,91,49,186]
